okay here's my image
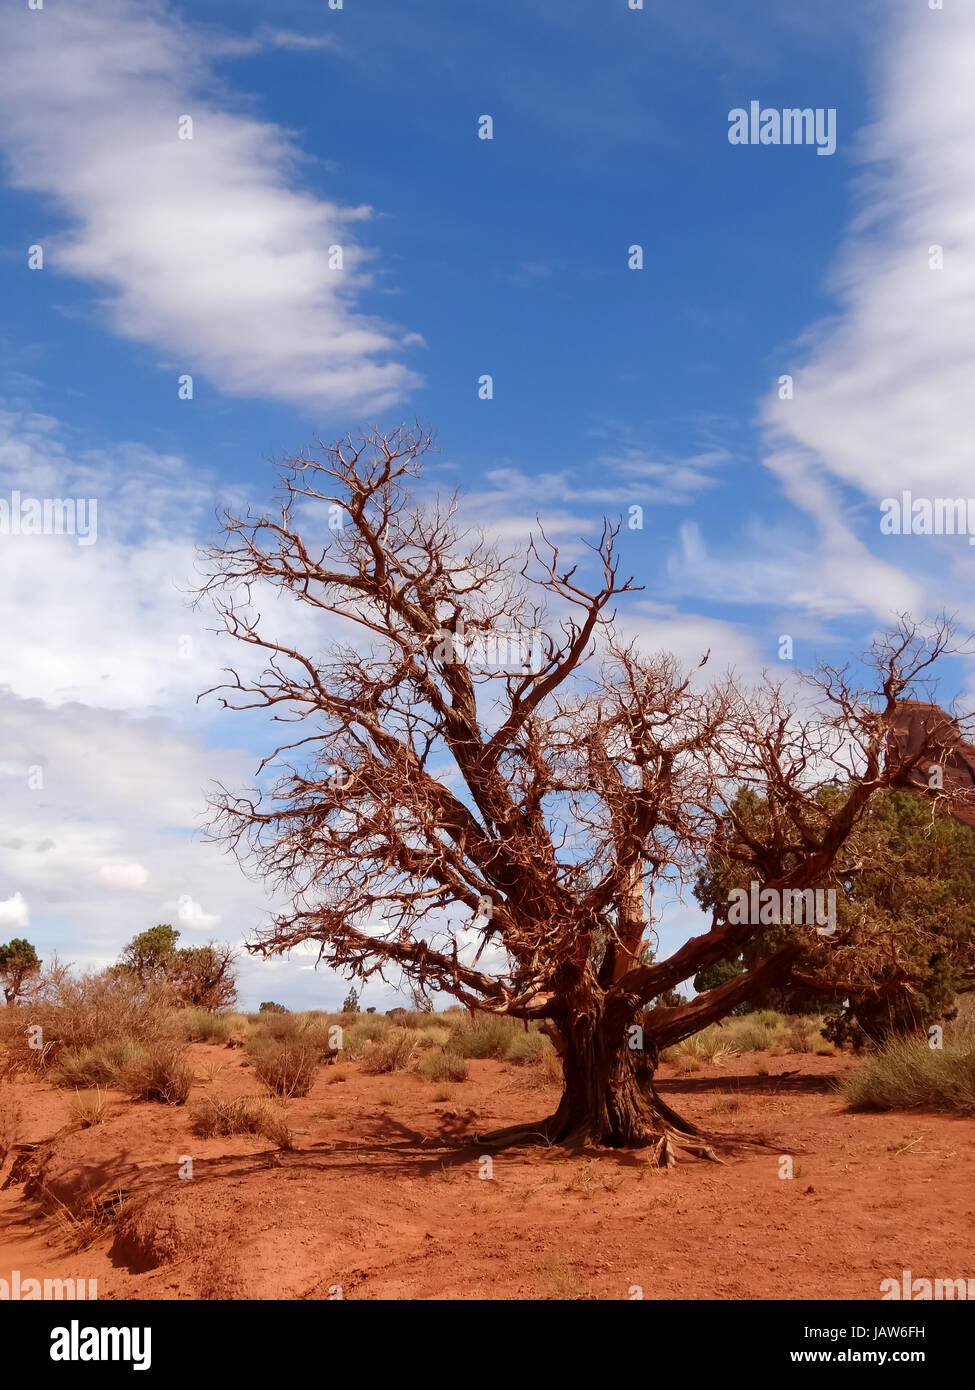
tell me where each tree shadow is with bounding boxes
[656,1072,839,1096]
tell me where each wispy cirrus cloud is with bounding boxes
[760,0,975,623]
[0,0,421,416]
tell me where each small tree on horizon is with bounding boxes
[116,924,178,986]
[198,426,971,1159]
[0,938,41,1005]
[115,924,238,1010]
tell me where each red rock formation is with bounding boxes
[889,699,975,828]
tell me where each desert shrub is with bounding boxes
[56,1039,148,1089]
[946,994,975,1043]
[415,1026,451,1050]
[67,1089,111,1128]
[123,1044,194,1104]
[47,1187,128,1254]
[347,1013,389,1042]
[420,1049,469,1083]
[179,1009,237,1044]
[189,1095,293,1148]
[259,1001,288,1014]
[670,1026,739,1064]
[675,1054,703,1074]
[447,1014,520,1059]
[250,1039,319,1097]
[247,1012,299,1043]
[0,969,176,1076]
[389,1011,447,1031]
[841,1036,975,1115]
[338,1023,371,1060]
[364,1027,422,1074]
[784,1016,819,1053]
[0,1092,23,1166]
[294,1016,341,1060]
[506,1030,553,1065]
[248,1013,339,1061]
[727,1018,779,1054]
[514,1047,563,1089]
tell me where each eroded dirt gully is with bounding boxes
[1,1046,973,1300]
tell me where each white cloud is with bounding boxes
[167,894,221,934]
[97,864,149,891]
[619,601,764,682]
[0,406,223,711]
[0,404,353,716]
[667,515,924,621]
[0,891,30,930]
[217,27,339,56]
[0,0,421,415]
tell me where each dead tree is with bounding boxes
[197,426,966,1159]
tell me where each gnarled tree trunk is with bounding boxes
[485,1005,717,1164]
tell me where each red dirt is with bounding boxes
[2,1047,974,1300]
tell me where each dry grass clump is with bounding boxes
[841,1036,975,1115]
[946,995,975,1043]
[189,1094,293,1148]
[506,1030,554,1065]
[420,1049,469,1083]
[343,1014,389,1044]
[446,1014,521,1059]
[67,1088,112,1128]
[245,1012,341,1061]
[55,1034,195,1105]
[248,1038,320,1097]
[56,1038,149,1088]
[122,1043,194,1104]
[662,1025,739,1066]
[364,1027,423,1074]
[513,1047,562,1090]
[0,1091,23,1167]
[385,1010,450,1031]
[725,1014,782,1054]
[178,1010,244,1044]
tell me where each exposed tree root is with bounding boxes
[475,1112,724,1164]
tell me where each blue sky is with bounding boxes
[1,0,973,1009]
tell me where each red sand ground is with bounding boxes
[2,1047,973,1300]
